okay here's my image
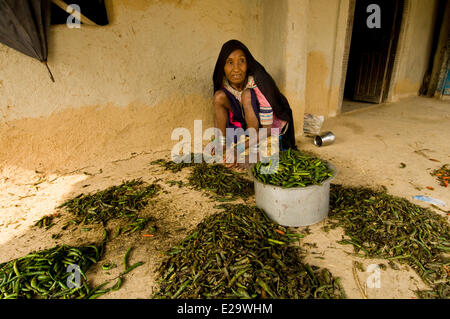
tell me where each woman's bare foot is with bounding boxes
[235,162,250,171]
[224,162,247,171]
[224,154,250,171]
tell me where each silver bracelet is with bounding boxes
[217,136,226,145]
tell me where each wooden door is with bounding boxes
[350,0,400,103]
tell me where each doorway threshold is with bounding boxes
[341,98,381,114]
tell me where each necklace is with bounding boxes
[222,76,257,103]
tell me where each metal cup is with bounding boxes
[314,131,335,147]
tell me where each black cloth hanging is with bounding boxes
[213,39,297,150]
[0,0,54,81]
[51,0,109,26]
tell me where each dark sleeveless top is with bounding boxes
[220,87,292,151]
[220,88,261,144]
[221,88,289,151]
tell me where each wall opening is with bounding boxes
[341,0,403,113]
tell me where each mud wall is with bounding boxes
[260,0,308,135]
[390,0,440,99]
[305,0,349,117]
[0,0,265,171]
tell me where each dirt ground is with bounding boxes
[0,96,448,299]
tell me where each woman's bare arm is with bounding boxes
[241,89,273,150]
[213,90,231,138]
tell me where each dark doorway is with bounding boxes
[343,0,403,110]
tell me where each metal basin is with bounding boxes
[249,161,337,227]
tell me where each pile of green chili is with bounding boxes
[151,154,254,200]
[0,241,106,299]
[150,153,201,173]
[252,149,333,188]
[327,184,450,298]
[58,179,160,235]
[187,163,254,200]
[153,204,345,299]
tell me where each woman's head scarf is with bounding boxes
[212,39,297,149]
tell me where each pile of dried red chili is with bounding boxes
[431,164,450,187]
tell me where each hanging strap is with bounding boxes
[42,60,55,82]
